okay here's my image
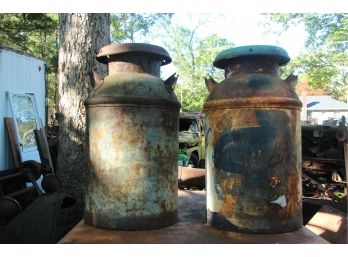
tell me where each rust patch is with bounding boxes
[85,105,179,229]
[279,171,301,219]
[207,109,260,146]
[203,47,302,233]
[269,176,281,188]
[290,109,297,136]
[218,176,242,218]
[219,195,237,219]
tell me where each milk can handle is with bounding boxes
[164,73,178,92]
[89,69,104,94]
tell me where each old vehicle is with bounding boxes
[179,112,205,168]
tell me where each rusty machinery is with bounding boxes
[0,160,60,227]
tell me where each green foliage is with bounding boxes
[267,14,348,50]
[264,13,348,101]
[0,13,59,109]
[163,25,233,112]
[1,13,172,110]
[0,14,57,52]
[47,73,58,109]
[328,80,348,102]
[0,14,58,68]
[111,13,172,43]
[1,13,171,109]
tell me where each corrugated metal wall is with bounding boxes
[0,48,46,171]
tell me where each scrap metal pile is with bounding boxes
[302,121,347,202]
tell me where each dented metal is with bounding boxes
[84,43,180,230]
[203,45,303,233]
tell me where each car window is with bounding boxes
[179,119,199,133]
[189,122,199,133]
[179,119,192,132]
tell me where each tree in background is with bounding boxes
[265,13,348,101]
[1,13,172,112]
[111,13,172,43]
[57,13,110,231]
[163,24,233,111]
[0,14,59,110]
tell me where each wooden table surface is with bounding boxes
[59,190,328,244]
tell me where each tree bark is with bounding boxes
[57,13,110,231]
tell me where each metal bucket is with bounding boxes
[84,43,180,230]
[203,45,303,233]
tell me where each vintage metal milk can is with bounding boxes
[84,43,180,230]
[204,45,303,233]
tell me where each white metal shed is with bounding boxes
[0,45,46,171]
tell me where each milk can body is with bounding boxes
[204,45,303,233]
[84,44,180,230]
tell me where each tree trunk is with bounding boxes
[57,13,110,232]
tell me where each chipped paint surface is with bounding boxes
[204,48,303,233]
[271,195,287,208]
[84,45,180,230]
[85,104,179,230]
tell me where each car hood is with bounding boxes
[179,131,200,146]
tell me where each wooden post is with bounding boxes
[4,117,21,168]
[34,128,55,175]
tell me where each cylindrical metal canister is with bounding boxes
[84,43,180,230]
[203,45,303,233]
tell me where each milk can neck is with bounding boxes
[107,55,162,77]
[224,56,279,78]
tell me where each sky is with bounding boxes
[3,0,348,13]
[3,0,346,64]
[157,13,308,78]
[172,13,307,58]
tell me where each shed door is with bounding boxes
[7,93,42,163]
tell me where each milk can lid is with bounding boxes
[213,45,290,69]
[96,43,172,65]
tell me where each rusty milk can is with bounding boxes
[203,45,303,233]
[84,43,180,230]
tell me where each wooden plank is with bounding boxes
[4,117,21,168]
[59,190,327,244]
[178,166,205,189]
[303,157,344,164]
[34,128,55,175]
[306,205,347,243]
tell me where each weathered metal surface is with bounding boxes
[59,190,327,244]
[203,45,303,233]
[96,43,172,66]
[0,160,43,199]
[0,196,22,226]
[0,192,74,243]
[84,43,180,230]
[301,123,347,200]
[213,45,290,69]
